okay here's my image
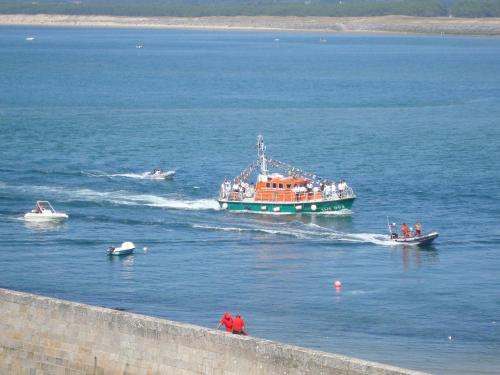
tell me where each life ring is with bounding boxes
[222,203,228,209]
[311,204,317,211]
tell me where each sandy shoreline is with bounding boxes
[1,14,500,35]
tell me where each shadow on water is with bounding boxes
[395,245,439,271]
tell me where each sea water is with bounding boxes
[0,27,499,374]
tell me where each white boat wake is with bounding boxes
[84,170,176,180]
[72,189,219,210]
[192,222,396,245]
[13,184,219,211]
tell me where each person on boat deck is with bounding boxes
[216,312,234,333]
[232,181,240,192]
[389,223,398,238]
[401,223,409,238]
[324,184,331,197]
[331,182,337,196]
[224,179,231,194]
[337,180,344,197]
[232,314,248,335]
[415,223,422,236]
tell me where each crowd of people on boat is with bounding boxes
[220,178,255,199]
[390,222,423,239]
[319,179,349,199]
[220,177,351,201]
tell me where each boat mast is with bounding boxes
[257,135,268,176]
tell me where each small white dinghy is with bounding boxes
[24,201,68,222]
[108,241,135,256]
[144,169,175,180]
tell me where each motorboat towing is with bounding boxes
[218,135,356,214]
[388,220,439,247]
[24,201,68,222]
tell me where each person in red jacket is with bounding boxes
[401,223,409,238]
[232,314,248,335]
[216,312,233,332]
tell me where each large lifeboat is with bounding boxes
[218,136,356,214]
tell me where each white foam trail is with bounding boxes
[84,171,175,180]
[72,189,219,210]
[16,184,219,211]
[192,224,311,239]
[315,209,353,216]
[338,233,397,246]
[193,222,396,245]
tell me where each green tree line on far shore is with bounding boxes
[0,0,499,18]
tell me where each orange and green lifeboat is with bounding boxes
[218,136,356,214]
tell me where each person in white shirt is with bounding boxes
[330,181,337,197]
[323,184,331,197]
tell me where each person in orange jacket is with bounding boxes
[216,312,233,333]
[401,223,409,238]
[232,314,248,335]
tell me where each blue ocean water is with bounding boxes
[1,26,500,374]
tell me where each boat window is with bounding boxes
[266,183,270,188]
[286,184,291,189]
[272,183,277,188]
[279,183,283,189]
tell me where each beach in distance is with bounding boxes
[2,14,500,35]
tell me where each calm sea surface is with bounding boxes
[1,26,499,374]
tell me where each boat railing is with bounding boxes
[219,189,255,201]
[220,186,355,202]
[322,186,355,200]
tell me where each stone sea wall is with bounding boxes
[0,288,428,375]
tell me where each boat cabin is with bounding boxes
[254,174,322,202]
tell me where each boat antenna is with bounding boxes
[257,135,268,175]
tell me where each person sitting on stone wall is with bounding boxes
[216,312,233,333]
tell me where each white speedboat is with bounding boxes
[144,169,175,180]
[24,201,68,222]
[108,241,135,256]
[25,36,35,41]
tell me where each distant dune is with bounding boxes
[2,14,500,35]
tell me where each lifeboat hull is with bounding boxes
[218,197,355,214]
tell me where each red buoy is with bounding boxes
[334,280,342,288]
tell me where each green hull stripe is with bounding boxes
[218,198,355,213]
